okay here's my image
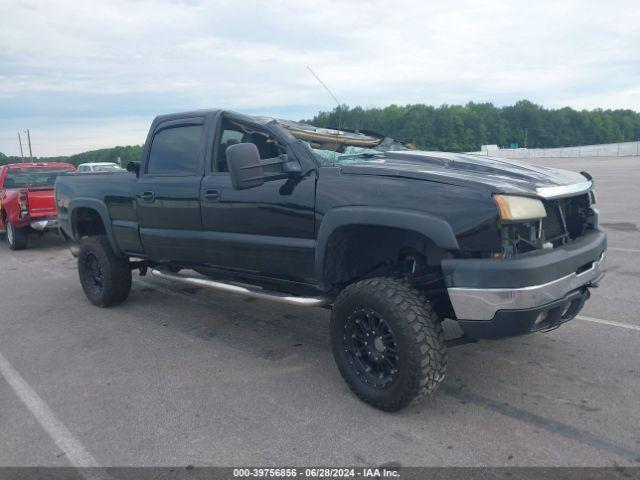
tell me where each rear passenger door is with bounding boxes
[136,117,205,262]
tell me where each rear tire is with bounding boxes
[78,236,131,307]
[330,277,447,412]
[6,220,28,250]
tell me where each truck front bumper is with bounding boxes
[442,229,606,339]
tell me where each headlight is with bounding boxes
[494,194,547,221]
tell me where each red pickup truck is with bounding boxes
[0,162,76,250]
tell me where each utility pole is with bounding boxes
[524,128,528,148]
[18,132,24,161]
[25,129,33,161]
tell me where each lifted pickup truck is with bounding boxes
[1,162,76,250]
[56,110,606,411]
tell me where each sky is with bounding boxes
[1,0,639,157]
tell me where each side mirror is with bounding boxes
[227,143,265,190]
[126,161,140,176]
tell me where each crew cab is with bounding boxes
[1,162,76,250]
[55,110,606,411]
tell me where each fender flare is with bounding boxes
[68,198,123,256]
[315,206,459,290]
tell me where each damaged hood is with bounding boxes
[339,150,591,199]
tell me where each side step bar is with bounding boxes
[149,268,332,307]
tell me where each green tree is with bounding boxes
[304,100,640,151]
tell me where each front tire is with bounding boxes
[330,277,447,412]
[6,220,28,250]
[78,236,132,307]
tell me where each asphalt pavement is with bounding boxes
[0,156,638,468]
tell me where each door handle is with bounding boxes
[137,191,155,202]
[204,189,220,202]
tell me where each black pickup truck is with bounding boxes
[56,109,606,411]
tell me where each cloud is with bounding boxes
[1,0,639,155]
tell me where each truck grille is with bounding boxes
[542,202,568,242]
[543,193,591,245]
[505,193,593,255]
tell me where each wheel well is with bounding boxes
[323,225,446,289]
[72,207,106,239]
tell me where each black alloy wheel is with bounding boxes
[77,236,132,307]
[330,277,447,411]
[343,308,399,388]
[82,252,105,297]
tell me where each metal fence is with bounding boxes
[473,141,640,158]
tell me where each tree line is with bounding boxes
[2,100,639,164]
[0,145,143,167]
[305,100,640,152]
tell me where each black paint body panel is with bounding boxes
[55,109,600,293]
[442,230,606,288]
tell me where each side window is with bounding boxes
[147,124,203,175]
[216,128,243,172]
[215,120,285,172]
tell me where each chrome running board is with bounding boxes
[149,269,332,307]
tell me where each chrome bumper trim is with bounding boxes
[536,180,592,199]
[30,219,59,231]
[447,251,606,321]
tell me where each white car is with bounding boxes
[76,162,125,173]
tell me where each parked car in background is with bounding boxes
[76,162,125,173]
[1,162,76,250]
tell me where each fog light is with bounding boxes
[534,311,548,325]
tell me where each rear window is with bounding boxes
[3,167,74,189]
[147,125,203,175]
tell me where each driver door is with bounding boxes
[199,117,316,284]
